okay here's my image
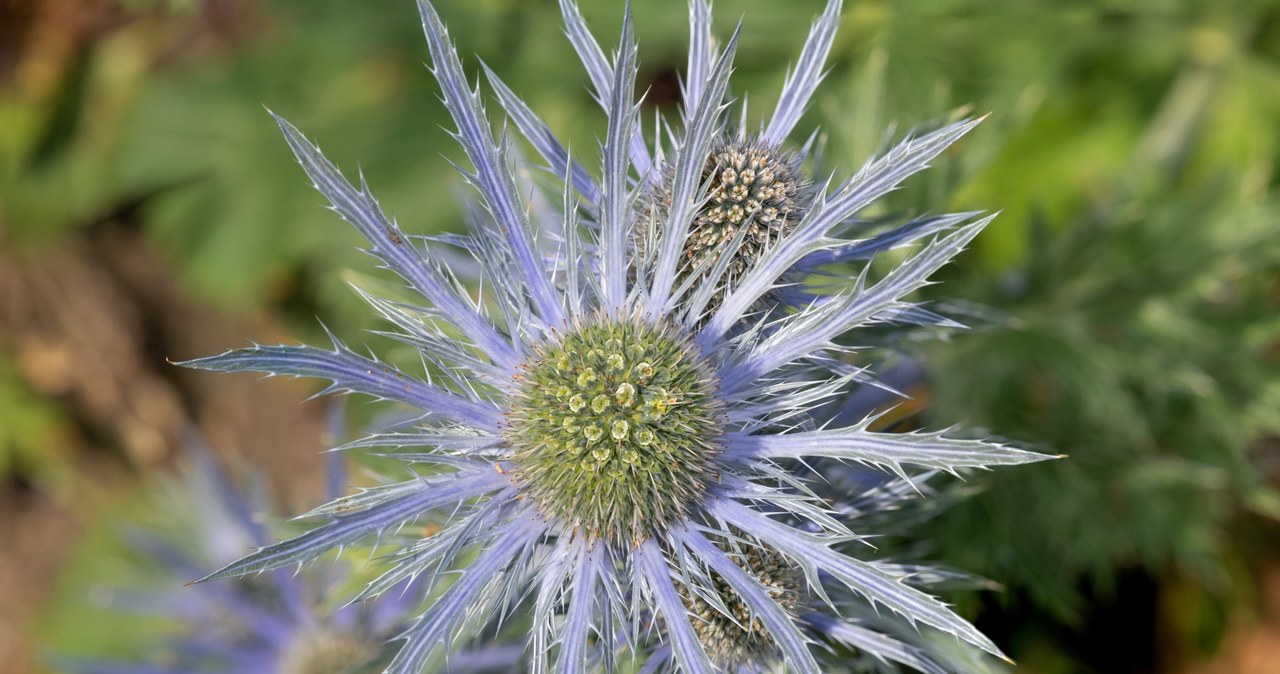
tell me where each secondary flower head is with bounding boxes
[182,1,1053,672]
[679,542,806,669]
[63,444,454,674]
[643,136,808,312]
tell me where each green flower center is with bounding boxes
[506,318,722,543]
[681,544,805,668]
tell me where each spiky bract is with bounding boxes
[59,444,473,674]
[507,316,721,543]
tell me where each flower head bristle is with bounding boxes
[505,316,722,543]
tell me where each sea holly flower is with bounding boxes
[63,439,522,674]
[181,0,1053,672]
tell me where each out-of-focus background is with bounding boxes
[2,0,1278,672]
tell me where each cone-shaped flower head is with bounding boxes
[678,542,806,669]
[507,316,723,543]
[181,1,1055,672]
[644,137,808,314]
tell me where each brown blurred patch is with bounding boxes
[0,0,265,98]
[0,218,331,672]
[0,2,323,670]
[0,477,84,674]
[1177,563,1280,674]
[0,0,117,97]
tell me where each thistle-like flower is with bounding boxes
[66,442,522,674]
[182,1,1052,672]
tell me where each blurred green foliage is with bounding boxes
[5,0,1279,671]
[824,0,1280,667]
[0,359,67,484]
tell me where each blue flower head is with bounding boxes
[66,440,524,674]
[182,1,1054,671]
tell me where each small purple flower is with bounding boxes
[181,1,1052,671]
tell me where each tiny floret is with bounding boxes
[506,316,722,543]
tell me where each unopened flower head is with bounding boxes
[679,542,805,669]
[181,0,1053,672]
[280,630,378,674]
[645,137,808,309]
